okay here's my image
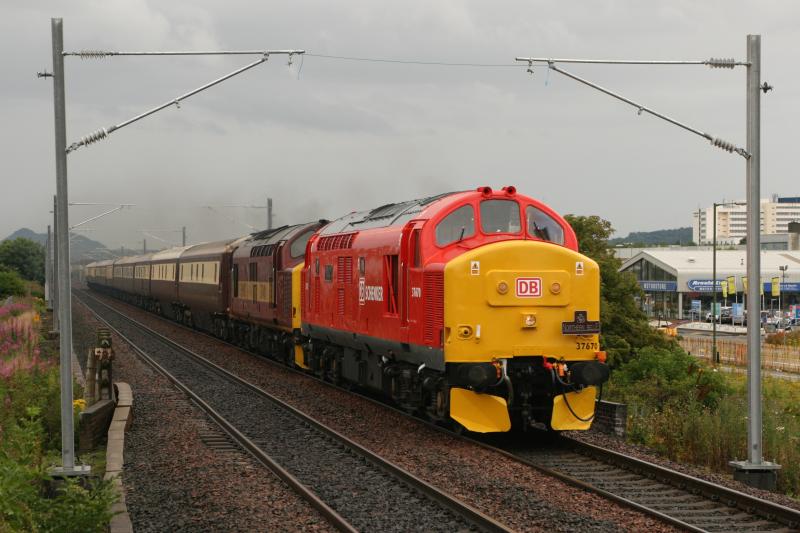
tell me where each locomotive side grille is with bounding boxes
[337,288,345,315]
[423,271,444,343]
[277,271,292,318]
[345,256,353,283]
[318,233,357,251]
[337,256,345,283]
[336,256,354,284]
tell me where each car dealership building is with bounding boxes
[619,249,800,319]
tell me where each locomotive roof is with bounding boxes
[319,192,457,235]
[88,259,115,267]
[242,221,324,248]
[247,224,302,245]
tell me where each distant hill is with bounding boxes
[3,228,114,263]
[609,227,693,247]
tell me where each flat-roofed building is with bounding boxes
[692,196,800,245]
[619,249,800,319]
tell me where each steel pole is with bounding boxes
[267,197,273,230]
[52,196,59,332]
[712,203,718,364]
[182,226,186,246]
[50,18,88,476]
[45,225,52,310]
[745,34,762,467]
[730,33,778,490]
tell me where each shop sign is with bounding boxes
[686,279,723,292]
[639,280,677,292]
[764,282,800,293]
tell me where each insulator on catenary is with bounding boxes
[707,57,736,69]
[77,50,111,59]
[711,137,736,153]
[80,128,108,146]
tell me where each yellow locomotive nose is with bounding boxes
[443,240,600,363]
[442,239,603,433]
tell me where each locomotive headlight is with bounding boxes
[497,281,509,295]
[522,313,537,328]
[550,282,561,295]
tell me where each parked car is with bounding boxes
[705,306,732,323]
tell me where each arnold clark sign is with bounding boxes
[686,279,723,292]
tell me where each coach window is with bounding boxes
[435,205,475,246]
[480,199,521,234]
[290,230,313,258]
[525,205,564,245]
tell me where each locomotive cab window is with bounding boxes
[480,199,521,234]
[290,230,314,258]
[526,205,564,245]
[435,205,475,246]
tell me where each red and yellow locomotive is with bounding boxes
[86,186,609,432]
[300,186,608,432]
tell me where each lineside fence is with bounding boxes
[679,337,800,374]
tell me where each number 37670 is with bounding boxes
[576,342,599,350]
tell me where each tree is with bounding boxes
[0,266,26,298]
[0,238,45,284]
[565,215,672,366]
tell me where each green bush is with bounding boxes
[607,347,800,496]
[608,345,730,409]
[0,238,45,284]
[0,267,26,299]
[0,363,63,452]
[0,409,116,533]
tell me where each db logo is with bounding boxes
[516,277,542,298]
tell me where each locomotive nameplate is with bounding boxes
[561,310,600,335]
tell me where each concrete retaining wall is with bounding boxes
[106,382,133,533]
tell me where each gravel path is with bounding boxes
[72,299,335,533]
[80,290,679,533]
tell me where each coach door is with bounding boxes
[400,221,424,341]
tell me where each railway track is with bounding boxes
[78,289,800,532]
[504,437,800,533]
[75,290,512,533]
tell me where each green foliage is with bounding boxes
[0,411,116,533]
[565,214,672,366]
[0,267,26,299]
[607,348,800,496]
[0,363,63,452]
[0,238,45,285]
[608,345,730,410]
[608,227,693,246]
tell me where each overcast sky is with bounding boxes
[2,1,798,251]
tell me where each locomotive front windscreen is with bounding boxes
[480,199,521,234]
[436,205,476,246]
[526,205,564,245]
